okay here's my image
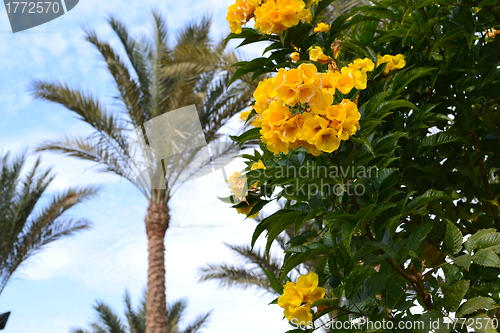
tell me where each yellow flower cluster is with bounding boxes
[377,54,406,74]
[227,0,313,35]
[278,272,326,323]
[248,60,374,155]
[226,0,260,34]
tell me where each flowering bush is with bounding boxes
[225,0,500,331]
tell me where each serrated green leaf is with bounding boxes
[477,233,500,250]
[407,221,433,251]
[453,254,472,270]
[405,189,449,214]
[456,297,497,317]
[444,280,469,312]
[445,221,463,255]
[465,228,497,253]
[472,249,500,268]
[469,314,498,333]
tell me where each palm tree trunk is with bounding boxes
[145,201,170,333]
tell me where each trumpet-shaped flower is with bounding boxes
[309,46,331,64]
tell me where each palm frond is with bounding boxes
[83,27,144,129]
[107,16,152,116]
[0,151,99,294]
[92,301,127,333]
[181,311,211,333]
[197,263,274,293]
[74,292,210,333]
[124,291,144,333]
[35,135,141,193]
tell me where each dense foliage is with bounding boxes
[224,0,500,331]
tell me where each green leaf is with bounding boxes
[415,310,445,333]
[418,132,458,153]
[405,189,449,214]
[371,168,397,190]
[251,210,290,247]
[472,249,500,268]
[266,211,305,256]
[445,221,463,256]
[477,233,500,250]
[465,228,496,253]
[230,128,261,146]
[393,67,438,94]
[444,280,469,312]
[453,254,472,270]
[342,220,357,256]
[262,268,284,294]
[350,135,375,156]
[456,297,497,317]
[407,221,433,251]
[469,313,498,333]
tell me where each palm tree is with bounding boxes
[71,292,210,333]
[320,0,371,20]
[0,150,99,295]
[197,223,308,295]
[30,11,254,333]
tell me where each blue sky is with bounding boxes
[0,1,290,332]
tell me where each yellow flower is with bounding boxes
[240,109,251,122]
[283,68,303,88]
[262,100,293,126]
[276,85,298,106]
[341,67,367,90]
[296,271,319,295]
[298,63,318,85]
[487,28,500,38]
[227,171,248,201]
[282,114,305,143]
[332,71,354,94]
[278,272,325,323]
[251,160,266,170]
[301,114,329,144]
[226,0,259,34]
[348,58,375,72]
[319,71,336,95]
[290,52,300,62]
[377,54,406,73]
[314,22,331,33]
[309,46,331,64]
[284,304,313,323]
[296,83,316,104]
[307,286,326,304]
[264,131,290,155]
[325,99,360,140]
[313,127,340,152]
[308,90,334,114]
[278,281,303,309]
[252,0,311,34]
[236,201,258,218]
[391,54,406,70]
